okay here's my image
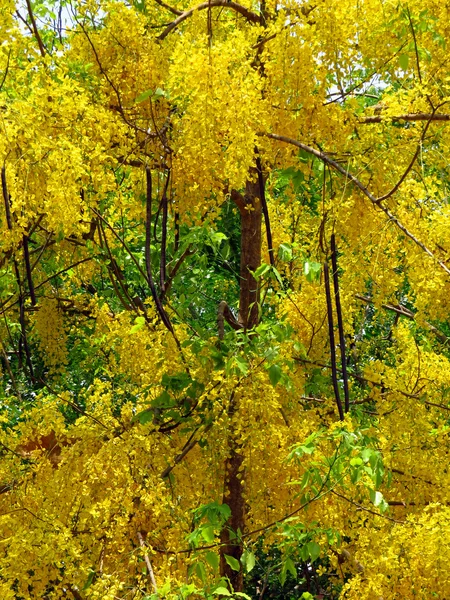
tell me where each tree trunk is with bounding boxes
[232,173,262,330]
[220,173,262,591]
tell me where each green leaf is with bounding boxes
[213,587,231,596]
[254,263,271,279]
[271,266,284,286]
[162,372,192,392]
[135,89,154,103]
[154,87,168,98]
[234,594,252,599]
[285,557,297,579]
[201,525,215,543]
[83,569,95,590]
[369,489,389,513]
[151,390,174,409]
[240,549,256,573]
[399,54,409,70]
[304,261,321,283]
[195,561,207,583]
[234,355,248,375]
[134,409,154,425]
[130,315,146,334]
[268,364,282,386]
[224,554,240,572]
[278,243,293,262]
[205,551,220,571]
[307,541,320,563]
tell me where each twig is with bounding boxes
[375,106,437,203]
[330,235,349,412]
[324,262,344,420]
[137,532,158,597]
[406,7,422,84]
[0,49,11,92]
[256,155,274,267]
[159,170,170,295]
[330,489,404,524]
[355,294,449,343]
[144,168,174,333]
[22,236,36,306]
[262,133,450,277]
[362,112,450,123]
[154,0,182,15]
[158,0,261,40]
[25,0,46,57]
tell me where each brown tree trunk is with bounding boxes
[220,172,263,591]
[232,173,262,330]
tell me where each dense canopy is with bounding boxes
[1,0,450,598]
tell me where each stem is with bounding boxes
[330,234,349,413]
[323,262,344,420]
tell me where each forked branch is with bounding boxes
[158,0,261,40]
[263,132,450,277]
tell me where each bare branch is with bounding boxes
[217,300,242,339]
[0,49,11,92]
[330,235,349,412]
[375,107,438,203]
[324,262,344,421]
[158,0,261,40]
[355,294,449,343]
[25,0,46,57]
[154,0,182,16]
[256,155,274,267]
[143,168,174,333]
[263,132,450,277]
[137,532,158,597]
[362,113,450,124]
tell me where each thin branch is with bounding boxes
[375,106,437,203]
[0,49,11,92]
[406,7,422,84]
[217,300,242,340]
[40,379,109,430]
[324,262,344,420]
[262,133,450,277]
[2,166,12,230]
[330,234,349,413]
[137,532,158,597]
[160,424,212,478]
[361,113,450,123]
[144,168,174,333]
[34,257,94,292]
[154,0,182,15]
[23,236,36,306]
[159,170,170,295]
[256,155,274,267]
[25,0,46,57]
[158,0,261,40]
[162,245,195,298]
[330,490,404,524]
[355,294,449,343]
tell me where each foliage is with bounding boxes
[1,0,450,599]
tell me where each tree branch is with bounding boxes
[158,0,261,40]
[263,132,450,277]
[324,262,344,421]
[137,532,158,597]
[256,155,274,267]
[361,113,450,123]
[331,234,349,412]
[25,0,46,57]
[154,0,182,16]
[217,300,242,339]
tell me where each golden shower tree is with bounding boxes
[1,0,450,598]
